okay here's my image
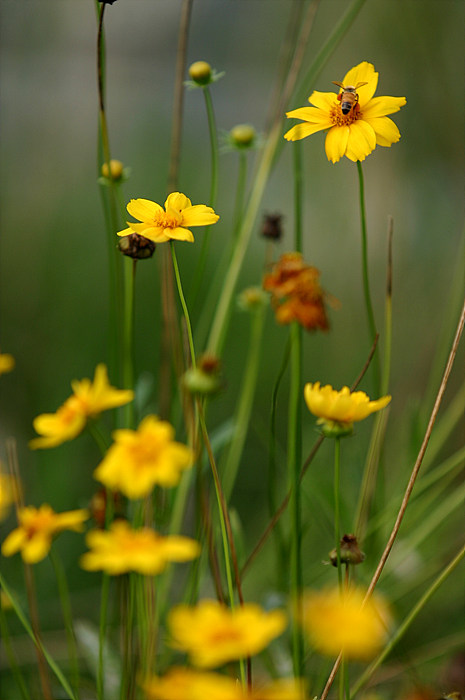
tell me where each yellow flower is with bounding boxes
[284,61,406,162]
[0,472,19,522]
[142,668,306,700]
[30,364,134,449]
[304,382,391,436]
[0,353,15,375]
[300,587,390,660]
[1,504,89,564]
[93,415,193,499]
[117,192,219,244]
[80,520,200,576]
[168,600,287,668]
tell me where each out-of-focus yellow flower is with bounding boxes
[168,600,287,668]
[80,520,200,576]
[304,382,391,436]
[117,192,219,244]
[93,415,193,499]
[1,504,89,564]
[285,61,406,163]
[142,667,306,700]
[300,586,390,660]
[263,253,330,332]
[0,353,15,375]
[30,364,134,449]
[0,472,16,521]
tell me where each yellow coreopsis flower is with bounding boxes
[300,587,390,660]
[304,382,391,436]
[0,353,15,375]
[168,599,287,668]
[284,61,406,163]
[142,667,306,700]
[93,415,193,499]
[117,192,219,244]
[30,364,134,449]
[1,504,89,564]
[80,520,200,576]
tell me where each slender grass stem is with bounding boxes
[170,241,196,370]
[333,437,343,591]
[356,160,381,395]
[0,601,31,700]
[97,573,111,700]
[123,257,136,428]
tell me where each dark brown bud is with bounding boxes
[118,233,156,260]
[89,488,123,528]
[329,534,365,567]
[262,213,283,241]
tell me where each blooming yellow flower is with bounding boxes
[284,61,406,163]
[168,600,287,668]
[142,668,306,700]
[30,364,134,449]
[304,382,391,436]
[0,353,15,375]
[80,520,200,576]
[93,415,193,499]
[300,587,390,660]
[117,192,219,244]
[1,504,89,564]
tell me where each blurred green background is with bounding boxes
[1,0,464,696]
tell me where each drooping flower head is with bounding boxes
[117,192,219,244]
[93,415,193,499]
[300,586,391,660]
[80,520,200,576]
[263,253,330,331]
[30,364,134,449]
[168,599,287,668]
[1,504,89,564]
[142,667,306,700]
[285,61,406,163]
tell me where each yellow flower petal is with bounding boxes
[165,192,192,212]
[362,95,407,119]
[342,61,378,106]
[181,205,219,228]
[127,198,163,222]
[365,115,402,147]
[286,105,332,124]
[1,529,27,557]
[284,122,328,142]
[325,125,349,163]
[308,90,337,112]
[345,120,377,162]
[167,227,195,243]
[117,226,136,237]
[22,534,52,564]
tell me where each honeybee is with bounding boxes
[332,81,368,115]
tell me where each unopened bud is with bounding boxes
[118,233,156,260]
[230,124,256,148]
[237,286,268,312]
[182,354,222,396]
[261,213,283,241]
[101,159,124,180]
[329,534,365,567]
[188,61,212,86]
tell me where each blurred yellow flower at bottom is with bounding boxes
[300,587,390,660]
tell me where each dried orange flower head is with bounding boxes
[263,252,330,331]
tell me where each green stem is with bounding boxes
[97,574,111,700]
[0,572,77,700]
[356,160,380,395]
[123,257,136,428]
[334,437,343,591]
[0,601,31,700]
[288,321,303,678]
[233,151,248,239]
[49,550,81,699]
[171,241,196,369]
[221,304,266,501]
[293,142,303,253]
[351,542,465,698]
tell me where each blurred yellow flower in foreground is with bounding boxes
[1,504,89,564]
[168,600,287,668]
[80,520,200,576]
[93,415,193,499]
[30,364,134,449]
[301,587,390,660]
[285,61,406,163]
[142,667,306,700]
[304,382,391,436]
[0,353,15,375]
[0,472,16,521]
[117,192,219,244]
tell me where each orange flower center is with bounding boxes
[153,208,182,230]
[329,103,362,127]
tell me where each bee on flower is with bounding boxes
[285,61,406,163]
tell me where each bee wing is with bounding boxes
[332,81,344,89]
[354,81,369,89]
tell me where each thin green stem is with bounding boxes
[49,550,81,699]
[351,542,465,697]
[334,437,343,591]
[0,601,31,700]
[123,257,136,428]
[171,241,196,369]
[0,572,77,700]
[293,142,303,253]
[356,160,380,395]
[97,574,111,700]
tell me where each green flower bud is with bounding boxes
[182,354,223,396]
[101,159,124,181]
[188,61,212,86]
[230,124,256,148]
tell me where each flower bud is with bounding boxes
[101,159,124,181]
[182,354,222,396]
[237,286,268,312]
[329,534,365,567]
[188,61,212,86]
[118,233,156,260]
[230,124,256,148]
[261,213,283,241]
